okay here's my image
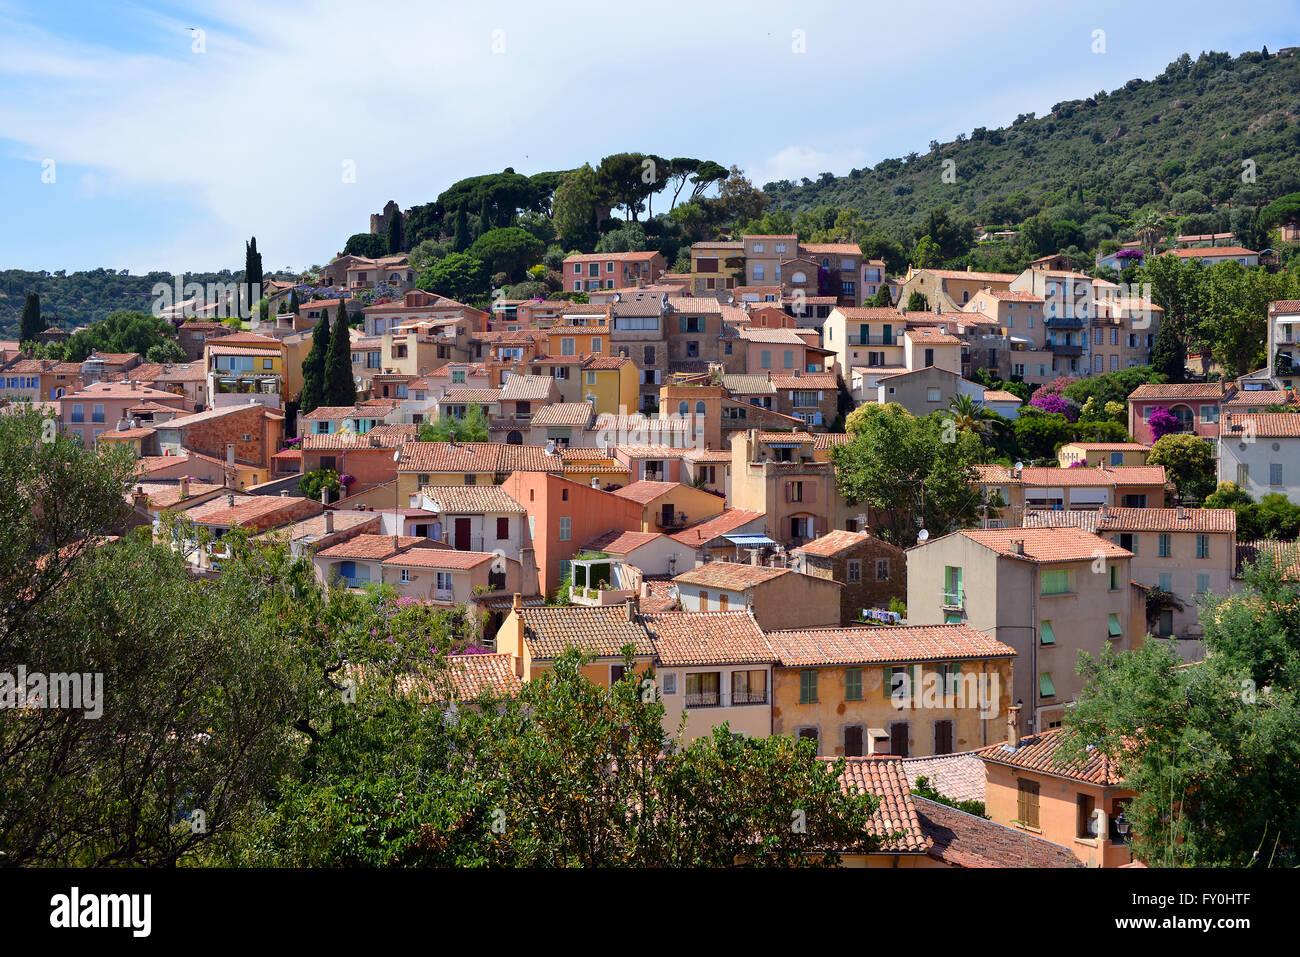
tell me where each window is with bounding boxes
[435,571,452,592]
[585,371,597,386]
[926,387,942,402]
[561,338,576,356]
[558,517,571,541]
[732,670,766,704]
[698,590,709,611]
[685,671,720,707]
[752,264,765,281]
[1041,569,1069,595]
[875,558,890,581]
[1237,463,1250,487]
[760,350,771,369]
[1077,793,1098,838]
[1158,533,1171,557]
[400,568,411,583]
[1040,620,1055,645]
[934,719,954,755]
[464,474,477,485]
[845,668,862,701]
[1017,779,1041,828]
[661,672,678,695]
[1159,572,1172,592]
[846,560,861,583]
[1196,534,1209,559]
[1108,613,1123,638]
[844,725,865,757]
[496,516,509,540]
[1039,672,1056,697]
[1197,573,1211,594]
[799,669,818,704]
[1201,404,1220,424]
[1109,565,1120,590]
[1271,463,1284,487]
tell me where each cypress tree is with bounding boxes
[478,195,491,237]
[288,289,300,314]
[277,299,288,314]
[19,292,42,344]
[245,237,264,314]
[453,206,470,252]
[386,210,403,254]
[323,302,356,407]
[299,311,331,415]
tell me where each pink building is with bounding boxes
[1127,382,1229,445]
[60,381,190,447]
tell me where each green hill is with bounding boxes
[765,48,1300,244]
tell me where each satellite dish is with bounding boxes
[1014,461,1024,470]
[917,529,930,542]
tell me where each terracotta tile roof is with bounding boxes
[301,406,361,421]
[950,526,1132,563]
[913,797,1082,868]
[1223,390,1295,409]
[758,431,815,443]
[1128,382,1228,401]
[1270,300,1300,315]
[439,388,502,404]
[814,433,851,450]
[666,297,724,313]
[133,481,223,509]
[1018,465,1166,487]
[682,448,733,463]
[399,442,564,474]
[564,251,663,262]
[1023,510,1101,533]
[831,757,930,853]
[770,372,836,390]
[981,390,1023,403]
[674,561,800,591]
[670,509,766,547]
[426,362,487,378]
[975,729,1125,786]
[316,534,429,560]
[722,374,777,395]
[800,242,861,256]
[384,549,496,569]
[517,605,657,659]
[793,530,880,558]
[302,431,407,451]
[610,298,666,318]
[419,484,525,513]
[444,653,522,699]
[107,361,207,382]
[923,269,1017,283]
[1095,506,1236,533]
[767,624,1014,667]
[500,374,557,402]
[614,444,690,458]
[612,479,682,505]
[207,344,281,357]
[900,326,960,345]
[1062,442,1150,451]
[644,611,774,666]
[582,355,632,370]
[1168,246,1257,258]
[531,403,595,427]
[901,753,988,804]
[640,576,681,612]
[737,326,805,344]
[183,494,319,526]
[63,381,183,402]
[1222,412,1300,438]
[1236,539,1300,578]
[214,332,281,347]
[981,289,1044,302]
[582,529,667,553]
[254,510,379,542]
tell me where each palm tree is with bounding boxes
[1133,209,1165,254]
[947,394,997,441]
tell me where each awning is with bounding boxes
[724,534,778,547]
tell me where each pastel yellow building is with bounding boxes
[580,354,639,415]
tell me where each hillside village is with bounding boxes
[8,212,1300,869]
[4,38,1300,875]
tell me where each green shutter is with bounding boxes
[1040,672,1056,697]
[1040,620,1055,645]
[883,666,895,698]
[845,667,862,701]
[679,316,688,333]
[1108,613,1122,637]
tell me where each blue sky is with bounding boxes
[1,0,1296,274]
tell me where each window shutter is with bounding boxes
[805,481,818,505]
[784,482,792,502]
[883,666,894,698]
[679,316,687,333]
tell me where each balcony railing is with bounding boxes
[685,691,721,708]
[731,689,768,705]
[1049,342,1083,356]
[433,588,454,602]
[942,589,964,609]
[658,513,689,529]
[854,334,897,346]
[684,690,768,708]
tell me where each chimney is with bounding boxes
[623,595,639,621]
[323,510,334,533]
[179,477,190,499]
[131,380,139,391]
[225,493,235,508]
[1176,505,1187,520]
[1098,503,1108,518]
[511,592,523,613]
[226,443,235,467]
[280,489,289,497]
[1010,539,1025,555]
[1007,704,1021,749]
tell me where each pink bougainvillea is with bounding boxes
[1029,391,1079,421]
[1148,406,1181,442]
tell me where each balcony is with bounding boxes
[942,589,964,610]
[684,689,768,708]
[1045,315,1084,329]
[1049,342,1083,356]
[433,588,454,602]
[657,512,690,530]
[853,333,896,346]
[685,691,722,708]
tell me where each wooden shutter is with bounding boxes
[805,481,818,504]
[844,726,864,757]
[935,720,953,755]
